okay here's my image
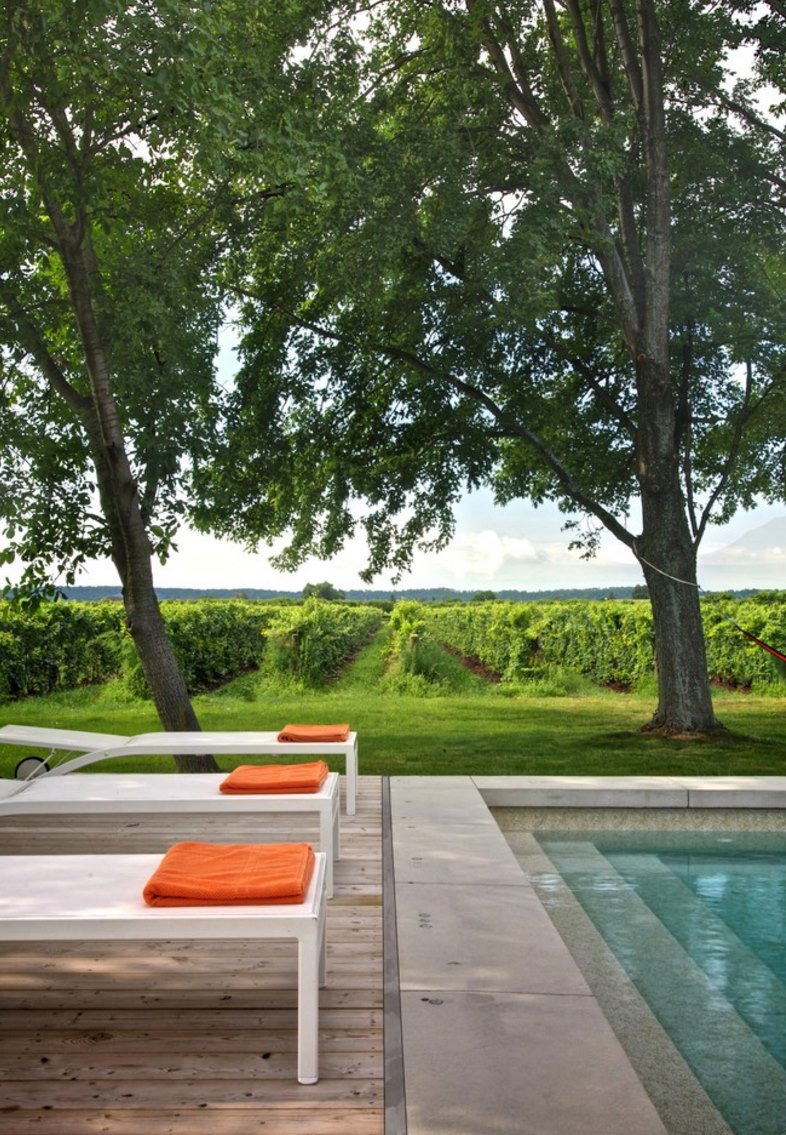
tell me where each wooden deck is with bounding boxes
[0,776,384,1134]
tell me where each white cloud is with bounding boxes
[704,545,786,563]
[435,530,544,577]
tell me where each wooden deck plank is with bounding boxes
[1,988,383,1011]
[0,775,384,1132]
[0,1025,383,1053]
[0,1108,384,1133]
[0,1008,383,1030]
[0,1052,383,1080]
[0,1078,382,1106]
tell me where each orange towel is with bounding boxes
[277,723,350,743]
[219,761,329,795]
[142,841,316,906]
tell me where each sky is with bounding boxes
[67,492,786,594]
[102,319,786,596]
[9,323,786,596]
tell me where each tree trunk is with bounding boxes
[64,238,218,772]
[86,405,219,774]
[636,486,723,736]
[114,500,219,772]
[626,1,720,737]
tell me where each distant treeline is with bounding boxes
[62,584,763,603]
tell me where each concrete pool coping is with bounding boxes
[386,776,786,1135]
[474,773,786,809]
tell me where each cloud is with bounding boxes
[411,526,641,589]
[702,545,786,564]
[442,530,545,577]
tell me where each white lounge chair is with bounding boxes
[0,851,327,1084]
[0,724,360,814]
[0,770,340,898]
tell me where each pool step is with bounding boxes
[608,849,786,1073]
[542,839,786,1135]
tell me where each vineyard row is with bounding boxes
[1,595,785,701]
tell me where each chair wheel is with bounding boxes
[15,756,46,780]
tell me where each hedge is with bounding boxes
[122,600,279,697]
[421,597,786,689]
[0,600,124,699]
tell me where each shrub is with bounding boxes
[264,599,383,687]
[0,600,124,699]
[122,600,276,698]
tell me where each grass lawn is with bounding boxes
[1,661,785,779]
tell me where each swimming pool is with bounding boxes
[513,830,786,1135]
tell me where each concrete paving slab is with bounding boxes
[400,989,668,1135]
[392,820,527,886]
[390,781,500,824]
[673,776,786,808]
[391,777,528,885]
[395,880,591,995]
[390,776,473,789]
[474,775,688,808]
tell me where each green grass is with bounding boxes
[2,640,786,778]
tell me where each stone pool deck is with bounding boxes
[385,775,786,1135]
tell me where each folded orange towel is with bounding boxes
[142,841,316,906]
[277,723,350,743]
[219,761,329,795]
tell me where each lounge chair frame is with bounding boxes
[0,770,340,898]
[0,851,328,1084]
[0,724,359,814]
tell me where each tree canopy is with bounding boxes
[0,0,334,745]
[0,0,329,589]
[303,581,346,600]
[196,0,786,732]
[3,1,786,736]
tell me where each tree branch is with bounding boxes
[542,0,585,119]
[382,339,635,547]
[694,359,756,547]
[608,0,644,115]
[466,0,550,130]
[542,331,637,438]
[409,233,635,435]
[636,0,671,357]
[0,284,91,417]
[463,2,643,349]
[562,0,614,122]
[677,321,698,537]
[709,87,786,143]
[233,284,635,550]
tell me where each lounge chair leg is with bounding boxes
[319,809,334,899]
[297,927,321,1084]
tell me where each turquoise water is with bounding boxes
[536,832,786,1135]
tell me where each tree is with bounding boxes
[302,581,346,600]
[0,0,328,762]
[198,0,786,735]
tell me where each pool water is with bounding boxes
[534,832,786,1135]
